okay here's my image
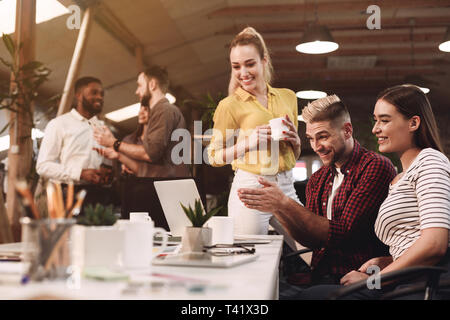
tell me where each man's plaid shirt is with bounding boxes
[306,140,397,278]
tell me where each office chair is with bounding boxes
[280,247,314,286]
[329,265,449,300]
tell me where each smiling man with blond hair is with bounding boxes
[238,95,397,295]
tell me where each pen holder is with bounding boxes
[20,217,76,281]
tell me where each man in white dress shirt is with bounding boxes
[36,77,113,211]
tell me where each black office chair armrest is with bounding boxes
[280,248,313,279]
[329,265,448,300]
[381,278,450,300]
[281,248,313,261]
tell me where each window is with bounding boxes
[292,161,308,181]
[312,160,322,174]
[0,0,69,35]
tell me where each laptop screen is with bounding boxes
[120,176,204,232]
[154,179,205,237]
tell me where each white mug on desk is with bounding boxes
[118,219,168,269]
[205,216,234,245]
[129,212,151,222]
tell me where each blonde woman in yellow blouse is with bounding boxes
[208,27,302,239]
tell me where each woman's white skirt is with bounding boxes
[228,169,301,235]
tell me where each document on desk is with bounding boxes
[233,235,272,245]
[0,262,25,284]
[0,243,23,261]
[152,252,258,268]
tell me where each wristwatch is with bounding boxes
[113,138,122,152]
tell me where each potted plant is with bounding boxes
[179,199,222,253]
[76,204,118,226]
[184,92,233,210]
[186,92,225,132]
[183,92,225,147]
[0,34,57,242]
[71,204,124,269]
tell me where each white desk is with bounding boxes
[0,235,283,300]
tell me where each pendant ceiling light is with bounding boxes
[296,89,327,100]
[438,27,450,52]
[296,79,327,100]
[404,75,431,94]
[296,25,339,54]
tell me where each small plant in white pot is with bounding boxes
[180,199,222,253]
[72,204,123,269]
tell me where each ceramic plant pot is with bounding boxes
[71,225,124,269]
[180,226,212,253]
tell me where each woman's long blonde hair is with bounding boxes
[228,27,274,95]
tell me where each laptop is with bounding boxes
[120,176,201,232]
[154,179,202,237]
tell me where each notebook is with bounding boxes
[154,179,202,237]
[0,243,22,261]
[152,252,258,268]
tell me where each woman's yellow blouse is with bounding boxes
[207,85,299,175]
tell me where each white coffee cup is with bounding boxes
[118,220,168,269]
[269,117,289,141]
[130,212,151,223]
[205,216,234,245]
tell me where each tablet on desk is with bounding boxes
[152,252,258,268]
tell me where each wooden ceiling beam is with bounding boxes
[215,17,450,35]
[72,0,146,70]
[266,33,444,47]
[274,58,448,70]
[272,53,450,62]
[209,1,450,18]
[273,45,441,57]
[275,80,425,94]
[276,67,443,80]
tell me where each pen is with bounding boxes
[15,180,41,220]
[54,182,64,219]
[46,183,56,219]
[67,189,87,218]
[66,181,74,211]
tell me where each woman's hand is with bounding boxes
[282,115,301,159]
[340,256,393,286]
[340,270,369,286]
[358,256,393,273]
[247,125,272,152]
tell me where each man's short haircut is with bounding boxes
[301,94,351,126]
[74,76,102,94]
[143,65,170,93]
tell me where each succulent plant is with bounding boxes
[76,203,117,226]
[180,199,222,228]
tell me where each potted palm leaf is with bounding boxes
[180,199,222,253]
